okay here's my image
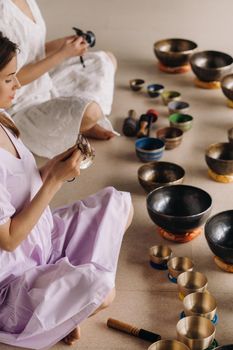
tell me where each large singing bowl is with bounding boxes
[205,210,233,264]
[205,142,233,175]
[153,38,197,67]
[147,185,212,234]
[190,50,233,82]
[221,74,233,102]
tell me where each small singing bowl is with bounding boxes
[147,185,212,234]
[205,142,233,175]
[149,245,173,265]
[221,74,233,101]
[147,84,164,98]
[161,90,181,105]
[176,316,215,350]
[156,127,183,150]
[167,257,194,279]
[190,50,233,82]
[168,101,190,115]
[177,271,208,297]
[148,339,190,350]
[138,161,185,192]
[183,292,217,320]
[129,78,145,91]
[135,137,165,162]
[205,210,233,265]
[169,113,193,132]
[228,127,233,143]
[153,38,198,67]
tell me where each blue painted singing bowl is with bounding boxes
[135,137,165,162]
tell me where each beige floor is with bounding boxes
[2,1,233,349]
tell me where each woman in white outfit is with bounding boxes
[0,0,117,158]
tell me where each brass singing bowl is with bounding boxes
[205,142,233,175]
[167,257,194,279]
[221,74,233,101]
[148,339,190,350]
[183,292,217,320]
[177,271,208,297]
[176,315,215,350]
[149,245,173,264]
[153,38,197,67]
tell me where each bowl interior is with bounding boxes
[168,101,190,110]
[183,292,217,315]
[148,339,190,350]
[178,271,208,289]
[136,138,165,152]
[138,161,185,185]
[221,74,233,90]
[191,51,233,69]
[154,38,197,53]
[157,127,183,140]
[205,210,233,249]
[206,143,233,161]
[169,113,193,124]
[177,316,215,338]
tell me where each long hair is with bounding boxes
[0,32,20,137]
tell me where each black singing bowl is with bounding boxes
[190,50,233,82]
[205,142,233,175]
[205,210,233,264]
[153,38,197,67]
[147,185,212,234]
[221,74,233,101]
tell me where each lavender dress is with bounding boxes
[0,120,131,349]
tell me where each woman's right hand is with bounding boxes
[58,35,88,60]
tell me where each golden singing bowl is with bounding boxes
[177,271,208,297]
[167,257,194,279]
[176,316,216,350]
[149,245,173,264]
[205,142,233,175]
[148,339,190,350]
[221,74,233,101]
[183,292,217,320]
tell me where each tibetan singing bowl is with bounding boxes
[153,38,197,67]
[168,101,190,115]
[205,210,233,265]
[149,245,173,265]
[138,161,185,192]
[205,142,233,175]
[148,339,190,350]
[183,292,217,320]
[167,256,194,279]
[177,271,208,297]
[146,185,212,234]
[176,316,216,350]
[221,74,233,101]
[190,50,233,82]
[156,127,183,150]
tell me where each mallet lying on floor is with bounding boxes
[107,318,161,343]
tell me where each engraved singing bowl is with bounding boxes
[205,142,233,175]
[221,74,233,101]
[177,271,208,297]
[190,50,233,82]
[156,127,183,150]
[146,185,212,234]
[153,38,197,67]
[176,316,216,350]
[167,257,194,279]
[149,245,173,265]
[205,210,233,265]
[183,292,217,320]
[138,161,185,192]
[148,339,190,350]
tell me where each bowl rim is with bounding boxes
[205,142,233,163]
[176,315,216,336]
[221,73,233,88]
[135,137,165,153]
[190,50,233,70]
[147,184,212,219]
[204,209,233,249]
[169,113,193,123]
[156,126,183,139]
[138,161,185,184]
[154,38,198,53]
[168,100,190,109]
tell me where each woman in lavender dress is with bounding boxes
[0,33,133,349]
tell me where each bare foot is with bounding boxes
[83,124,116,140]
[63,326,81,346]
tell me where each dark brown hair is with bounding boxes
[0,31,20,137]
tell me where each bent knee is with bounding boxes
[101,288,116,309]
[81,101,103,130]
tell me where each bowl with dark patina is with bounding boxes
[156,127,183,150]
[190,51,233,82]
[168,101,190,115]
[147,185,212,234]
[205,210,233,264]
[221,74,233,101]
[228,127,233,143]
[153,38,197,67]
[205,142,233,175]
[138,161,185,192]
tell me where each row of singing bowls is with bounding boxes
[205,210,233,264]
[153,38,198,67]
[138,161,185,192]
[183,292,217,320]
[205,142,233,175]
[147,185,212,234]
